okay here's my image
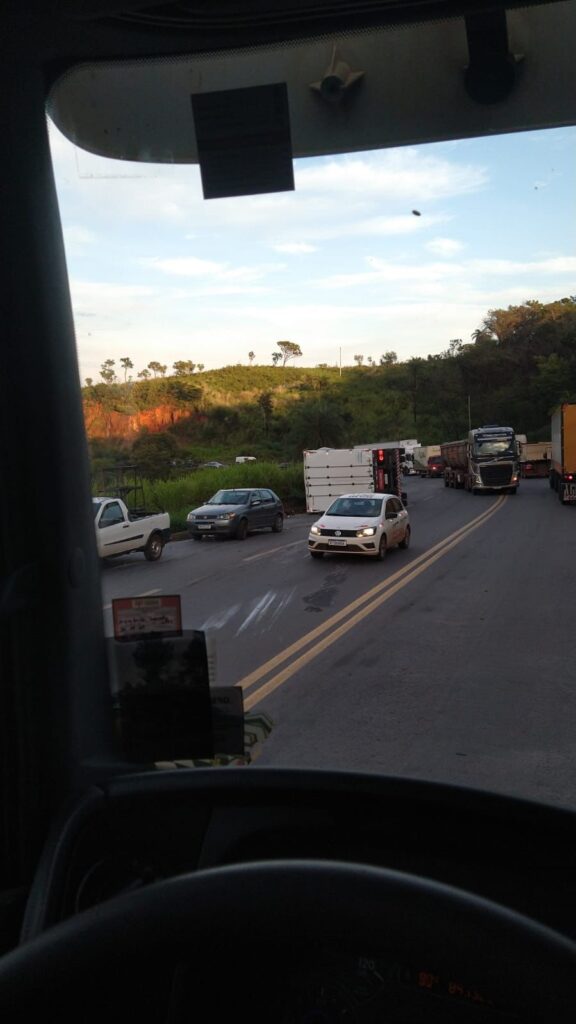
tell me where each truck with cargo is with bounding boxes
[550,404,576,504]
[519,441,551,479]
[93,497,170,560]
[441,425,520,494]
[413,445,441,474]
[304,446,405,513]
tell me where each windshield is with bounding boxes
[92,500,102,518]
[48,70,576,807]
[473,439,515,457]
[325,498,383,517]
[208,490,251,505]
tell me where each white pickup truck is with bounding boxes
[93,497,170,561]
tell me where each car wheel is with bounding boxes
[144,533,164,561]
[236,518,249,540]
[310,551,324,559]
[271,513,284,533]
[398,526,411,549]
[376,536,387,561]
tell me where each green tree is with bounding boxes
[173,360,196,376]
[353,354,364,366]
[131,431,178,480]
[248,351,255,365]
[272,352,281,365]
[197,363,205,373]
[138,368,151,380]
[380,351,397,366]
[85,377,93,387]
[100,359,117,384]
[258,391,274,435]
[286,400,347,455]
[277,340,302,366]
[147,361,164,378]
[120,356,134,382]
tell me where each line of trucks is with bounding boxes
[304,403,576,510]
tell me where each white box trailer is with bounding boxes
[304,448,374,513]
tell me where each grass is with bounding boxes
[143,462,305,531]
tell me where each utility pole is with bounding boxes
[339,348,342,378]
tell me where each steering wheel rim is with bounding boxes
[1,860,575,1021]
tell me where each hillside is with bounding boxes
[84,297,576,477]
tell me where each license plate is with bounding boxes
[197,525,212,531]
[328,539,347,547]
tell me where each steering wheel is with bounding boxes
[0,861,574,1021]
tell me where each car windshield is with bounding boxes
[45,41,576,810]
[92,500,102,518]
[325,498,383,517]
[208,490,251,505]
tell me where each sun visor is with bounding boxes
[48,3,576,170]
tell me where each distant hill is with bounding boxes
[83,298,576,470]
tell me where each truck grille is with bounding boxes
[480,464,513,487]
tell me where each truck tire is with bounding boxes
[558,483,567,505]
[508,487,518,495]
[144,532,164,561]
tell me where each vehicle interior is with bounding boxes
[1,0,576,1020]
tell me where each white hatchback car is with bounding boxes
[308,492,410,560]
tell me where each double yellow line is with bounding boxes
[239,495,507,711]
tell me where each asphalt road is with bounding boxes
[100,477,576,808]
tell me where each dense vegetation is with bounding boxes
[86,297,576,522]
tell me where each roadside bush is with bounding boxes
[143,462,304,531]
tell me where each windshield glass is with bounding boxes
[48,92,576,804]
[473,439,515,457]
[326,498,383,517]
[209,490,251,505]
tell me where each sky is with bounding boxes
[48,122,576,383]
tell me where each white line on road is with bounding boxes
[242,539,304,563]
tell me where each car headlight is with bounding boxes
[187,513,196,521]
[217,512,236,520]
[310,525,321,535]
[357,527,376,537]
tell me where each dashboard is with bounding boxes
[18,768,576,1022]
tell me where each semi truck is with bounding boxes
[413,445,440,473]
[519,441,551,479]
[304,446,405,513]
[550,404,576,504]
[441,425,520,494]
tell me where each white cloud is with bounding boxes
[426,237,464,256]
[469,256,576,276]
[143,256,226,277]
[273,242,317,254]
[296,150,488,200]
